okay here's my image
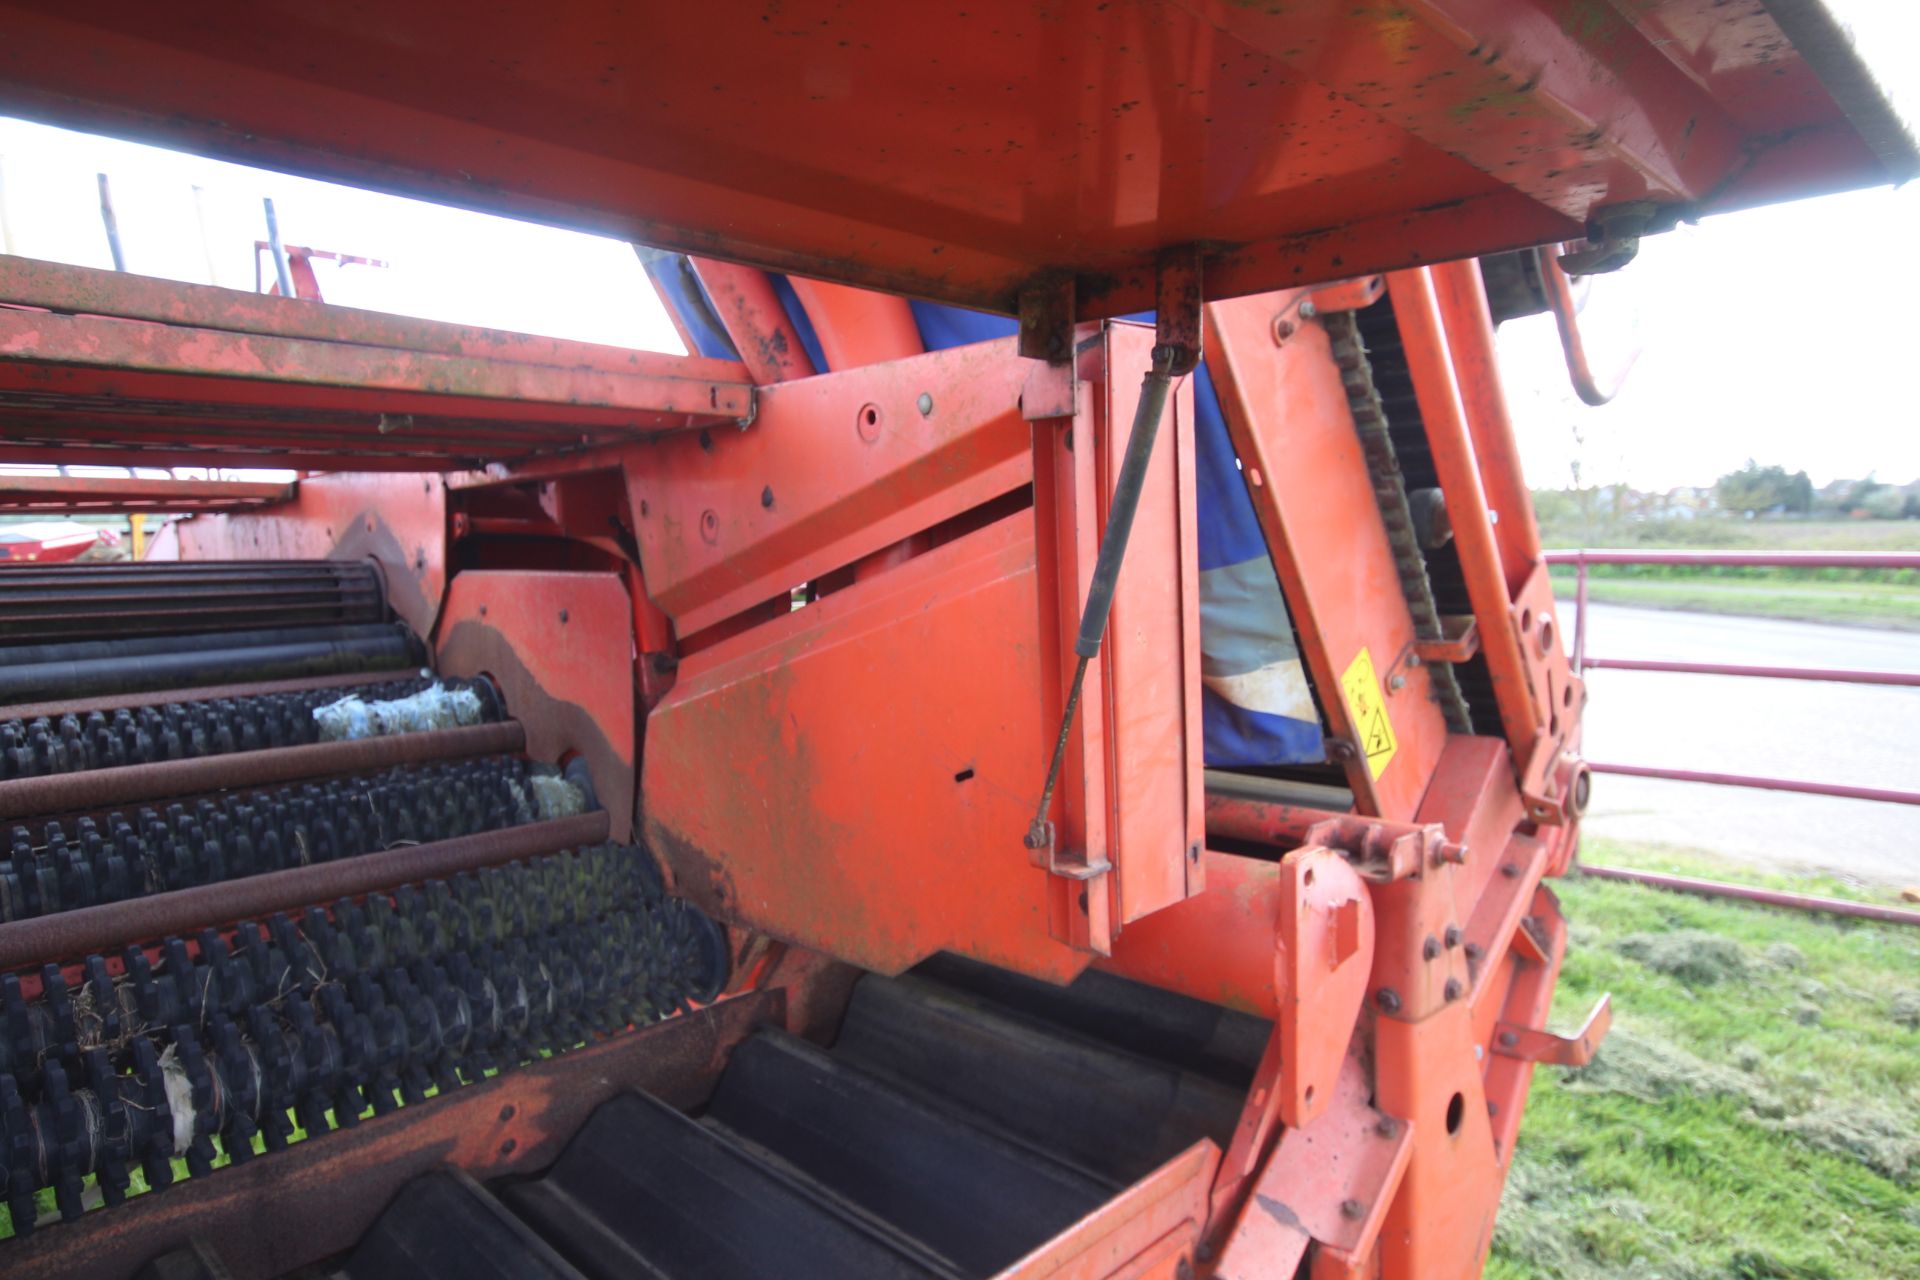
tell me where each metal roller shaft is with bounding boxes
[0,560,387,644]
[0,631,423,705]
[1,754,588,928]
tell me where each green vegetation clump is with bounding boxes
[1488,849,1920,1280]
[1612,930,1754,987]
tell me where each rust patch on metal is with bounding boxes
[439,617,636,840]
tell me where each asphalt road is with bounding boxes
[1570,602,1920,886]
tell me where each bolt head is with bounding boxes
[1376,987,1402,1014]
[1340,1198,1365,1220]
[1422,936,1440,961]
[1444,978,1464,1001]
[1444,925,1462,948]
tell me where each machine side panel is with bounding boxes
[644,514,1091,983]
[1203,295,1449,820]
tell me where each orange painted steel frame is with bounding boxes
[0,2,1903,318]
[130,260,1600,1277]
[642,322,1204,981]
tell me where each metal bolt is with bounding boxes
[1376,987,1402,1014]
[1299,299,1319,319]
[1498,1030,1518,1048]
[1422,936,1440,961]
[1487,1101,1500,1118]
[1340,1198,1365,1220]
[1444,978,1464,1002]
[1388,673,1407,691]
[1465,942,1484,961]
[1325,737,1358,763]
[499,1138,517,1156]
[1444,925,1462,948]
[1501,862,1519,878]
[761,485,775,509]
[1375,1117,1400,1139]
[499,1105,516,1122]
[917,392,934,416]
[558,609,569,624]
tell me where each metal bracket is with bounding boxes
[1213,1053,1414,1280]
[1020,357,1080,422]
[1153,245,1204,375]
[1276,847,1373,1128]
[1494,993,1612,1067]
[1413,615,1479,665]
[1557,200,1684,275]
[1302,814,1464,884]
[1018,274,1076,364]
[1210,845,1375,1230]
[1305,274,1386,315]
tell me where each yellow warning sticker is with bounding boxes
[1339,647,1399,779]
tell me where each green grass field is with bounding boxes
[1488,843,1920,1280]
[1537,517,1920,628]
[1556,576,1920,630]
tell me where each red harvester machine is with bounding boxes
[0,4,1910,1278]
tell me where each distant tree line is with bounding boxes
[1714,460,1918,519]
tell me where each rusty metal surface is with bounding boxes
[435,571,638,841]
[0,989,782,1280]
[0,720,525,820]
[0,810,609,969]
[0,255,753,472]
[0,253,747,381]
[0,670,405,724]
[0,3,1903,317]
[0,474,295,513]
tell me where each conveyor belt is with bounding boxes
[294,956,1266,1280]
[1,675,499,780]
[0,557,729,1247]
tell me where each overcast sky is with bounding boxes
[0,2,1914,494]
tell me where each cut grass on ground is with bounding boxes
[1551,575,1920,631]
[1488,849,1920,1280]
